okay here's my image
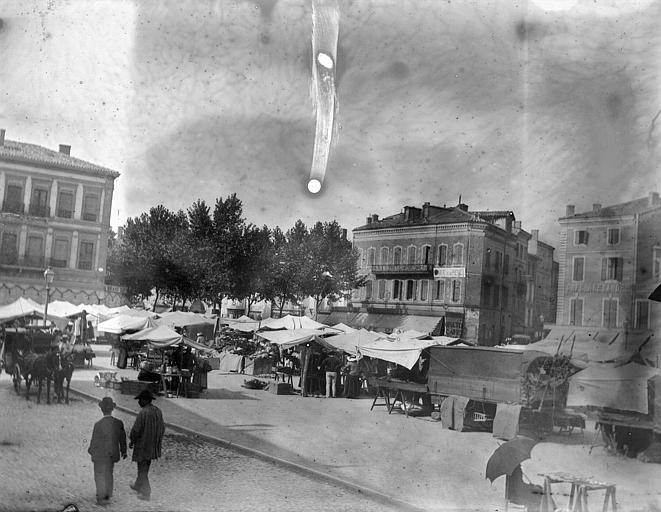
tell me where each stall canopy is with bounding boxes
[122,324,211,351]
[261,314,327,331]
[156,311,215,328]
[256,328,335,350]
[225,315,264,333]
[97,314,157,335]
[357,336,458,370]
[567,362,661,414]
[328,323,356,333]
[0,297,48,323]
[324,329,381,356]
[319,311,442,334]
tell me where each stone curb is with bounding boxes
[69,386,426,512]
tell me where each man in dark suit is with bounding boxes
[88,397,127,505]
[129,389,165,501]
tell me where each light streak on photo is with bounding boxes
[309,0,339,194]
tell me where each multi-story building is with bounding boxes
[321,201,557,346]
[527,229,559,339]
[555,193,661,343]
[0,129,124,306]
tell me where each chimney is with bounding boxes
[371,214,379,223]
[593,203,601,213]
[649,192,660,206]
[0,129,5,146]
[457,203,468,212]
[59,144,71,156]
[513,220,522,230]
[422,202,430,219]
[566,205,575,216]
[366,216,372,225]
[531,229,539,241]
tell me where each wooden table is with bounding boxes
[540,471,616,512]
[368,378,428,417]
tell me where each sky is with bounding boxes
[1,0,660,248]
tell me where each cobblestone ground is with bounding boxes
[0,374,402,512]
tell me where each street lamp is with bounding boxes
[43,267,55,328]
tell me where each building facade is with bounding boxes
[555,193,661,342]
[0,130,124,306]
[330,202,557,345]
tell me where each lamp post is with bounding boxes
[43,267,55,328]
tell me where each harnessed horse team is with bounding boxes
[15,345,75,404]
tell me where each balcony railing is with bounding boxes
[78,260,94,271]
[28,203,50,218]
[49,258,69,268]
[1,200,24,214]
[371,263,434,276]
[82,212,98,222]
[57,208,73,219]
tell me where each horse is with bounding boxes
[54,350,75,405]
[19,349,58,404]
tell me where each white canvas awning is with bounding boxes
[358,336,458,370]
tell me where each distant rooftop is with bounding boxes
[561,192,661,220]
[354,203,516,232]
[0,131,120,179]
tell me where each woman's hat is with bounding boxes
[347,356,358,362]
[98,397,116,410]
[134,389,155,401]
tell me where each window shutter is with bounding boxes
[601,258,607,281]
[617,258,623,281]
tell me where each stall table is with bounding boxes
[539,471,616,512]
[368,377,428,417]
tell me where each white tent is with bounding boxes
[567,362,661,414]
[256,328,334,350]
[357,336,458,370]
[0,297,49,323]
[329,323,356,333]
[323,328,381,356]
[262,314,327,331]
[97,314,156,335]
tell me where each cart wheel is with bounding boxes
[13,365,21,394]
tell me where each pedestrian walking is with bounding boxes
[87,397,127,505]
[129,389,165,501]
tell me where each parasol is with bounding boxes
[485,436,537,483]
[648,282,661,302]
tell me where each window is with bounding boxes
[435,280,445,301]
[30,187,49,217]
[502,286,509,309]
[452,243,464,265]
[601,257,623,281]
[365,280,373,300]
[3,184,23,213]
[574,230,589,245]
[503,254,509,274]
[423,246,431,265]
[57,190,74,218]
[393,247,402,265]
[451,280,461,302]
[380,247,389,264]
[635,300,650,329]
[378,280,386,299]
[654,247,661,279]
[368,248,376,266]
[569,298,583,326]
[420,280,429,301]
[78,241,95,270]
[25,235,44,267]
[393,280,402,300]
[51,238,69,268]
[405,280,416,300]
[438,244,447,266]
[607,228,620,246]
[572,257,585,281]
[602,298,618,328]
[0,232,18,264]
[82,193,99,222]
[492,285,500,307]
[485,249,491,269]
[483,283,492,306]
[495,251,502,272]
[407,246,416,264]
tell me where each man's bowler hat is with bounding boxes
[134,389,155,401]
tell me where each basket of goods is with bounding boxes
[242,378,268,390]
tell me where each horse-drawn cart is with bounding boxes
[1,327,55,394]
